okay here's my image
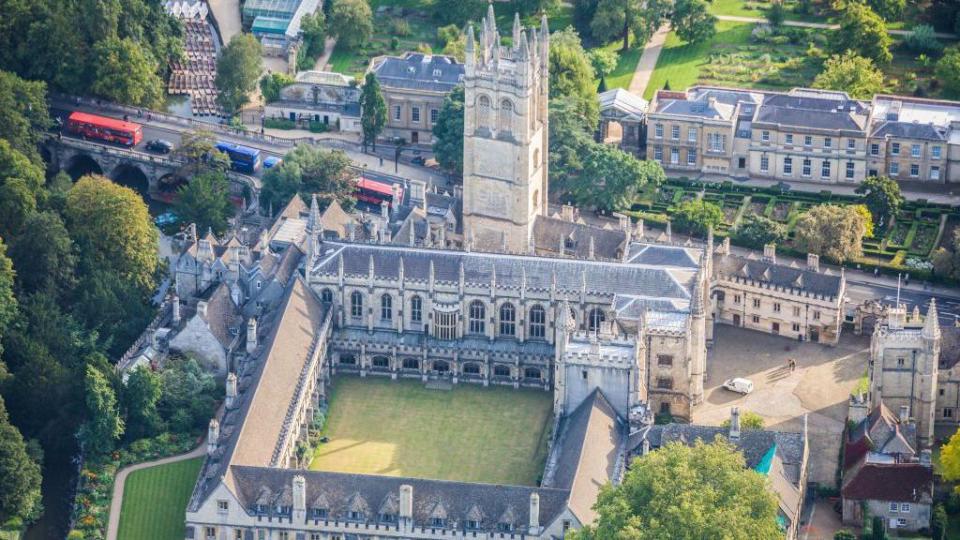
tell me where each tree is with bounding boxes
[300,11,327,60]
[0,237,16,343]
[767,1,786,27]
[549,28,600,131]
[867,0,905,21]
[573,144,648,212]
[0,140,46,197]
[261,145,354,211]
[175,129,231,175]
[548,96,596,190]
[853,204,875,239]
[65,175,159,292]
[360,73,388,151]
[589,48,619,79]
[157,357,218,433]
[936,46,960,97]
[940,428,960,493]
[931,504,947,540]
[89,36,164,108]
[813,53,885,99]
[437,25,466,61]
[435,0,486,26]
[672,0,717,44]
[834,531,857,540]
[9,212,77,297]
[78,365,124,456]
[0,179,36,240]
[904,25,944,55]
[174,171,234,236]
[122,366,162,441]
[871,516,886,540]
[216,33,263,114]
[0,396,42,523]
[571,439,781,540]
[591,0,668,51]
[731,214,787,249]
[432,86,465,175]
[0,72,50,163]
[833,3,892,64]
[672,199,723,238]
[720,410,765,430]
[793,204,868,263]
[329,0,373,50]
[855,176,902,232]
[259,72,295,103]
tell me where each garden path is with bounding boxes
[314,37,340,71]
[628,24,671,96]
[714,14,956,38]
[105,442,207,540]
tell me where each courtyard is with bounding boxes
[696,325,870,486]
[309,376,554,486]
[116,457,204,540]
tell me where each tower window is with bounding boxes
[499,99,513,133]
[477,95,491,129]
[410,295,423,322]
[499,303,516,336]
[529,305,546,339]
[351,291,363,319]
[469,300,486,334]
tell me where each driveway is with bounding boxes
[697,325,870,485]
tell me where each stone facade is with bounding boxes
[461,8,549,252]
[264,71,362,133]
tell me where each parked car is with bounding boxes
[145,139,174,154]
[722,377,754,395]
[263,156,283,169]
[411,156,426,166]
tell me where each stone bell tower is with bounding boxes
[462,5,549,252]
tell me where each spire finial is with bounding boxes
[923,299,940,340]
[512,12,521,46]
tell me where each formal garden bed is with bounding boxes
[627,178,960,277]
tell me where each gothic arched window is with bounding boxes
[499,303,516,336]
[410,295,423,323]
[380,294,392,321]
[350,291,363,319]
[499,99,513,133]
[588,308,606,332]
[468,300,486,334]
[477,95,491,129]
[529,305,546,339]
[321,288,333,305]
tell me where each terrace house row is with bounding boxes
[645,86,960,184]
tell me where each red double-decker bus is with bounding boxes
[355,177,404,208]
[65,111,143,147]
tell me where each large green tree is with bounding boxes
[432,86,465,175]
[793,204,868,263]
[65,175,159,292]
[174,171,234,236]
[855,175,903,232]
[0,179,36,240]
[122,366,162,441]
[175,130,230,176]
[833,3,892,64]
[0,237,16,341]
[360,73,388,151]
[0,395,42,523]
[813,53,885,99]
[936,46,960,97]
[573,144,648,212]
[590,0,669,51]
[571,439,781,540]
[329,0,373,50]
[261,145,354,211]
[867,0,905,21]
[672,199,724,238]
[78,365,124,456]
[8,212,77,297]
[549,28,600,131]
[157,357,218,433]
[672,0,717,44]
[548,96,596,190]
[216,33,263,114]
[90,36,164,109]
[731,214,787,249]
[0,72,50,164]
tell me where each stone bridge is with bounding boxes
[42,136,259,207]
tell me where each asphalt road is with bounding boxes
[845,279,960,325]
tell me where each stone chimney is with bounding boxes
[806,253,820,272]
[391,183,401,207]
[196,300,208,320]
[528,493,540,535]
[246,317,258,354]
[920,449,932,467]
[616,213,630,231]
[636,219,645,239]
[665,220,672,241]
[399,484,413,529]
[293,475,307,521]
[899,405,910,423]
[171,293,181,325]
[729,407,741,441]
[762,243,776,263]
[381,200,390,221]
[847,393,868,425]
[561,204,576,222]
[641,438,650,456]
[720,236,731,256]
[207,418,220,455]
[225,372,238,409]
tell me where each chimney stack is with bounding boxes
[899,405,910,423]
[225,372,238,409]
[400,484,413,528]
[293,475,307,521]
[246,317,258,354]
[636,219,645,239]
[729,407,741,441]
[528,493,540,535]
[207,418,220,455]
[762,243,776,263]
[806,253,820,272]
[197,300,208,320]
[171,293,181,325]
[920,449,932,467]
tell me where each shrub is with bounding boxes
[308,120,329,133]
[388,17,411,37]
[833,531,856,540]
[416,43,432,54]
[767,1,786,27]
[905,25,944,54]
[390,36,399,50]
[264,117,296,130]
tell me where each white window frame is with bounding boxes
[910,163,920,177]
[687,148,696,165]
[654,146,663,162]
[654,123,663,139]
[932,145,942,160]
[901,503,911,513]
[802,159,811,177]
[931,166,941,181]
[761,130,770,142]
[785,133,793,145]
[783,157,792,175]
[891,142,900,155]
[393,105,401,121]
[760,155,769,173]
[688,127,697,142]
[821,160,830,178]
[670,147,679,165]
[411,106,421,124]
[671,125,680,140]
[889,502,899,513]
[846,161,855,179]
[890,162,899,175]
[804,135,812,147]
[870,143,879,156]
[911,144,921,158]
[824,137,832,149]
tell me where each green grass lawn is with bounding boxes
[601,41,643,90]
[310,377,553,485]
[116,457,203,540]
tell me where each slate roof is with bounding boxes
[845,403,916,470]
[545,390,624,524]
[755,93,868,132]
[870,121,948,141]
[532,216,629,260]
[312,241,696,302]
[200,282,242,349]
[599,88,648,121]
[230,467,571,531]
[654,98,736,120]
[371,53,464,93]
[714,253,843,299]
[842,461,933,503]
[939,326,960,369]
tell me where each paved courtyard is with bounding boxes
[696,325,870,486]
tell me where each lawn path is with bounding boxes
[314,37,340,70]
[105,442,206,540]
[714,14,956,38]
[628,24,671,97]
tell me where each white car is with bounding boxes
[722,377,754,395]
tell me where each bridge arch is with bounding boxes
[65,153,103,180]
[110,162,151,196]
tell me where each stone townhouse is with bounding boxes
[369,52,464,145]
[711,241,846,345]
[644,86,960,184]
[264,70,362,133]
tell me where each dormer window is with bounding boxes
[431,517,445,528]
[380,513,397,523]
[313,508,328,519]
[349,511,365,521]
[277,505,291,515]
[498,523,513,532]
[432,69,442,77]
[466,520,480,530]
[256,504,266,514]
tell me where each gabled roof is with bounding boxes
[842,461,933,503]
[715,253,843,298]
[532,215,629,260]
[371,52,464,93]
[845,403,916,469]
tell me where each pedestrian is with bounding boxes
[147,113,152,121]
[137,109,143,118]
[788,358,796,372]
[379,156,384,167]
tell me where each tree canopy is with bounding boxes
[672,0,717,44]
[0,395,42,523]
[732,214,787,250]
[940,429,960,493]
[572,144,654,212]
[937,46,960,98]
[571,439,781,540]
[78,365,124,456]
[549,28,600,131]
[590,0,669,51]
[672,199,724,238]
[261,145,355,212]
[174,171,234,236]
[793,204,868,263]
[330,0,374,50]
[813,53,885,99]
[360,73,388,151]
[855,175,903,232]
[833,3,892,64]
[216,33,263,114]
[90,36,165,109]
[432,86,465,175]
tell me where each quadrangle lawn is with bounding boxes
[310,376,554,486]
[117,457,203,540]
